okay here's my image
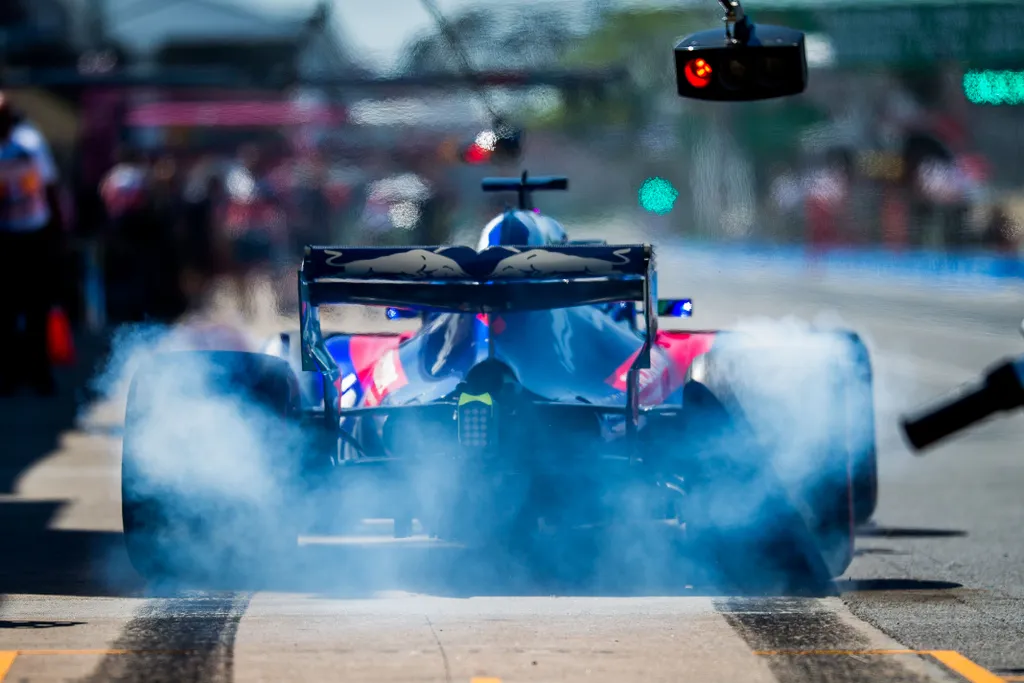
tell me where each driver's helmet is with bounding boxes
[477,209,568,249]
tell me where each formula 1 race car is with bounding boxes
[121,6,877,592]
[120,171,876,593]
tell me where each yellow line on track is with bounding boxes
[754,648,1007,683]
[0,652,15,682]
[0,647,1004,683]
[0,649,208,682]
[0,651,505,683]
[929,651,1006,683]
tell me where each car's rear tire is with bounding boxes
[692,329,876,577]
[121,351,303,587]
[670,380,837,595]
[844,332,878,525]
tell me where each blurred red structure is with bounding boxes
[46,307,75,366]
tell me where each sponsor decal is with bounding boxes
[605,331,717,405]
[489,247,635,277]
[322,248,469,278]
[364,349,408,407]
[657,332,717,374]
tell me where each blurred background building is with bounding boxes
[2,0,1023,328]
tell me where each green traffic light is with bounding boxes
[638,177,679,215]
[963,70,1024,105]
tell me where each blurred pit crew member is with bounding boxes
[0,94,64,395]
[99,146,156,322]
[148,154,188,320]
[222,147,288,320]
[805,149,853,252]
[984,206,1019,253]
[289,155,332,253]
[179,166,226,310]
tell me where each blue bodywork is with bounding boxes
[299,241,657,428]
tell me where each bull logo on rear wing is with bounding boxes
[306,244,650,282]
[321,248,469,279]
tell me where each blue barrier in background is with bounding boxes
[672,241,1024,286]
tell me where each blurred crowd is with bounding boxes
[752,85,1024,253]
[92,141,459,325]
[761,148,1020,253]
[97,143,346,322]
[0,89,464,395]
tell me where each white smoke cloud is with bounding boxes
[88,269,925,597]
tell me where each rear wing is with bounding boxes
[300,244,651,311]
[298,244,658,431]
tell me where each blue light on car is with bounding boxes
[386,307,422,320]
[668,300,693,317]
[657,299,693,317]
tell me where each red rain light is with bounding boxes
[463,143,492,165]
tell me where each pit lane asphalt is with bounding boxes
[1,256,1022,683]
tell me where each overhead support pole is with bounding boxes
[716,0,752,44]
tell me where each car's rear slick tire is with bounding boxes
[694,330,870,576]
[120,351,302,588]
[845,333,879,526]
[673,380,837,596]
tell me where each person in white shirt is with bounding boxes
[0,93,65,395]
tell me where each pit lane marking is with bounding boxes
[930,652,1006,683]
[754,649,1004,682]
[0,650,499,682]
[0,653,13,682]
[0,647,1004,683]
[0,650,200,682]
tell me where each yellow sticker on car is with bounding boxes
[458,392,493,407]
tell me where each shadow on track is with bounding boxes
[0,620,87,629]
[836,578,964,592]
[856,525,967,539]
[853,547,906,557]
[0,500,147,598]
[0,333,152,599]
[0,333,109,492]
